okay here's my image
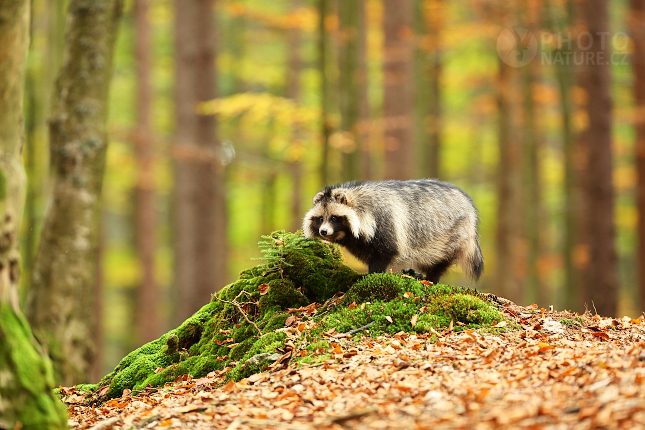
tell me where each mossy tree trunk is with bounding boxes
[27,0,123,385]
[0,0,68,428]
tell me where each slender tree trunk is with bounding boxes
[496,58,525,304]
[523,5,548,307]
[27,0,123,386]
[318,0,331,186]
[545,0,580,311]
[173,0,228,325]
[423,0,442,178]
[358,0,371,180]
[578,0,618,317]
[0,0,68,427]
[339,0,361,181]
[288,0,304,232]
[133,0,161,345]
[383,0,414,180]
[632,0,645,314]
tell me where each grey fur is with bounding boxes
[302,179,484,283]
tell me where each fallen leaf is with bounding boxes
[258,283,270,295]
[285,315,296,327]
[386,316,393,323]
[592,332,610,340]
[348,302,358,310]
[411,314,418,327]
[222,380,238,393]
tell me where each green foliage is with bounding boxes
[86,232,502,403]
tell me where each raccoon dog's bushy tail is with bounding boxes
[458,233,484,281]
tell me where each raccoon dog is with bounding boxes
[303,179,484,283]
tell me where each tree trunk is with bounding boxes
[383,0,415,180]
[358,0,371,180]
[173,0,228,325]
[422,0,442,178]
[496,58,525,305]
[318,0,331,186]
[523,5,548,307]
[339,0,361,181]
[288,0,304,233]
[632,0,645,315]
[133,0,161,345]
[578,0,618,317]
[21,0,67,298]
[27,0,123,385]
[0,0,68,427]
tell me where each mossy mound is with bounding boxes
[84,231,360,401]
[320,273,503,336]
[80,232,504,403]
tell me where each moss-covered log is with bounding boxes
[81,231,503,404]
[0,0,68,428]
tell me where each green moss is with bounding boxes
[89,232,504,403]
[560,318,582,327]
[0,304,68,429]
[314,274,503,335]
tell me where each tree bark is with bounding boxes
[288,0,304,233]
[0,0,68,427]
[173,0,228,325]
[27,0,123,385]
[318,0,331,186]
[578,0,618,317]
[133,0,162,345]
[422,0,442,178]
[496,58,525,305]
[523,4,548,307]
[339,0,361,181]
[383,0,415,180]
[632,0,645,314]
[21,0,67,298]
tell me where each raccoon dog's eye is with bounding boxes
[318,216,323,222]
[331,216,337,222]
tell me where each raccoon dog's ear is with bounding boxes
[313,192,325,205]
[333,192,349,205]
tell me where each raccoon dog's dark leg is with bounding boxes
[421,260,454,284]
[367,255,395,274]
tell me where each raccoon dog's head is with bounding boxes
[303,187,361,242]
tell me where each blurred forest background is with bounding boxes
[16,0,645,381]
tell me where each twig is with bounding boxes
[227,418,313,430]
[335,321,376,338]
[215,291,262,337]
[88,417,121,430]
[314,406,379,426]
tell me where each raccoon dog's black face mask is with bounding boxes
[311,214,349,242]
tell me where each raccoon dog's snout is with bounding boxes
[302,179,484,284]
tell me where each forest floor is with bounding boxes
[63,297,645,430]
